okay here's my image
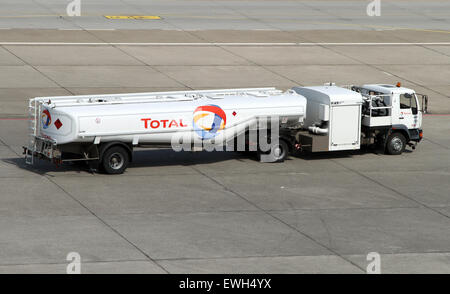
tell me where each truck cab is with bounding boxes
[352,83,427,154]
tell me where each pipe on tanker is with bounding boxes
[308,126,328,135]
[308,121,328,135]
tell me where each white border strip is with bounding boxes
[0,42,449,46]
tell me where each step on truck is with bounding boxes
[24,83,427,174]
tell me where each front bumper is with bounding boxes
[408,128,423,142]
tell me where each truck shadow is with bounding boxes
[129,148,247,168]
[292,148,373,160]
[4,147,409,175]
[2,156,85,176]
[292,147,412,160]
[2,148,248,175]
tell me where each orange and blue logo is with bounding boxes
[41,109,52,129]
[193,104,227,139]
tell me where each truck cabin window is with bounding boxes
[400,93,418,115]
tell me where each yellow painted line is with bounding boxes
[132,16,161,20]
[104,15,161,20]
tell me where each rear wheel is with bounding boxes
[386,132,406,155]
[101,146,129,174]
[258,139,289,162]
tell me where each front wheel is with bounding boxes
[102,146,129,174]
[386,132,406,155]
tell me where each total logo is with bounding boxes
[41,109,52,129]
[141,118,187,129]
[41,109,63,130]
[193,104,227,139]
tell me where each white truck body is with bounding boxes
[24,83,426,174]
[292,86,363,151]
[35,88,306,146]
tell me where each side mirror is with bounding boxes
[423,95,428,113]
[417,94,428,113]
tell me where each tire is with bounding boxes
[274,139,289,162]
[386,132,406,155]
[101,146,129,174]
[258,139,289,162]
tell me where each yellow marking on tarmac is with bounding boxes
[104,15,161,20]
[132,16,162,20]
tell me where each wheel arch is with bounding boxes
[98,141,133,162]
[390,124,410,142]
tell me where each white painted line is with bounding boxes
[0,42,448,46]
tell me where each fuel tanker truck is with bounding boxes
[24,83,427,174]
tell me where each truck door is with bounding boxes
[330,105,361,150]
[399,93,420,129]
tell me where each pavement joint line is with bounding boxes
[387,0,450,28]
[189,165,366,273]
[44,176,171,274]
[153,250,450,262]
[85,202,433,218]
[371,63,450,99]
[0,45,76,96]
[318,43,450,103]
[95,209,262,218]
[418,44,450,58]
[117,0,181,31]
[96,8,203,90]
[152,253,346,262]
[265,205,422,212]
[423,138,450,150]
[3,250,450,270]
[155,249,450,261]
[329,159,450,222]
[30,0,81,32]
[189,12,308,88]
[1,166,446,179]
[1,42,450,46]
[50,12,119,47]
[1,63,447,67]
[216,44,303,86]
[0,136,21,157]
[13,250,450,268]
[371,64,450,100]
[217,1,282,32]
[0,258,152,268]
[110,44,193,90]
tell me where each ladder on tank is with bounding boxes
[25,98,40,165]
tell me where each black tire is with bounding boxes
[101,146,129,174]
[274,139,290,162]
[258,139,289,162]
[386,132,406,155]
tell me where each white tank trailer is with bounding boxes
[24,83,427,174]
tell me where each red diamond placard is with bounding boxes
[232,111,237,116]
[54,119,62,129]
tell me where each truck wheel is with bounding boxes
[258,139,289,162]
[273,140,289,162]
[102,146,129,174]
[386,132,406,155]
